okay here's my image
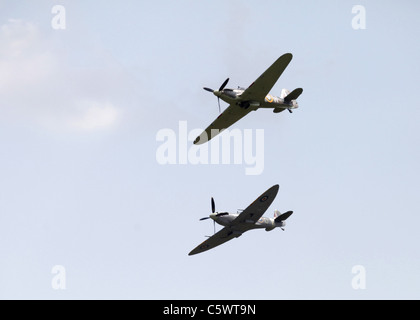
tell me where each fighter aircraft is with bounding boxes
[188,184,293,255]
[194,53,303,145]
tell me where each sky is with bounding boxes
[0,0,419,299]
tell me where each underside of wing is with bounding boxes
[240,53,293,102]
[188,226,237,255]
[233,184,279,225]
[193,104,254,145]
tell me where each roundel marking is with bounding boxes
[265,94,274,103]
[260,195,268,202]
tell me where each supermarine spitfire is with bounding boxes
[189,184,293,255]
[194,53,303,145]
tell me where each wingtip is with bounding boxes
[188,250,198,256]
[193,137,201,145]
[276,53,293,66]
[272,184,280,196]
[194,135,209,145]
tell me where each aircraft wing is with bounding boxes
[233,184,279,225]
[193,103,254,145]
[188,185,280,255]
[240,53,293,102]
[188,226,238,255]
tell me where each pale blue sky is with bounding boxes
[0,0,419,299]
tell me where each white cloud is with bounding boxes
[0,19,56,92]
[68,101,121,131]
[0,19,125,133]
[0,19,39,57]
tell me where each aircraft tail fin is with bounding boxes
[283,88,303,103]
[274,210,293,222]
[280,89,290,99]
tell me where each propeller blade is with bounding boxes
[288,108,293,113]
[213,220,216,235]
[219,78,229,91]
[199,217,210,221]
[217,98,221,114]
[203,87,214,92]
[211,197,215,213]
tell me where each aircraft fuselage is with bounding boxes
[211,212,284,232]
[213,88,299,112]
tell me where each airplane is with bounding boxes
[188,184,293,255]
[194,53,303,145]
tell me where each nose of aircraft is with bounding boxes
[213,90,222,97]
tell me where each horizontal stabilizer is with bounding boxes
[274,210,293,222]
[284,88,303,103]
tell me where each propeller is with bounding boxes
[199,197,215,221]
[199,197,229,235]
[218,78,229,91]
[203,78,229,114]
